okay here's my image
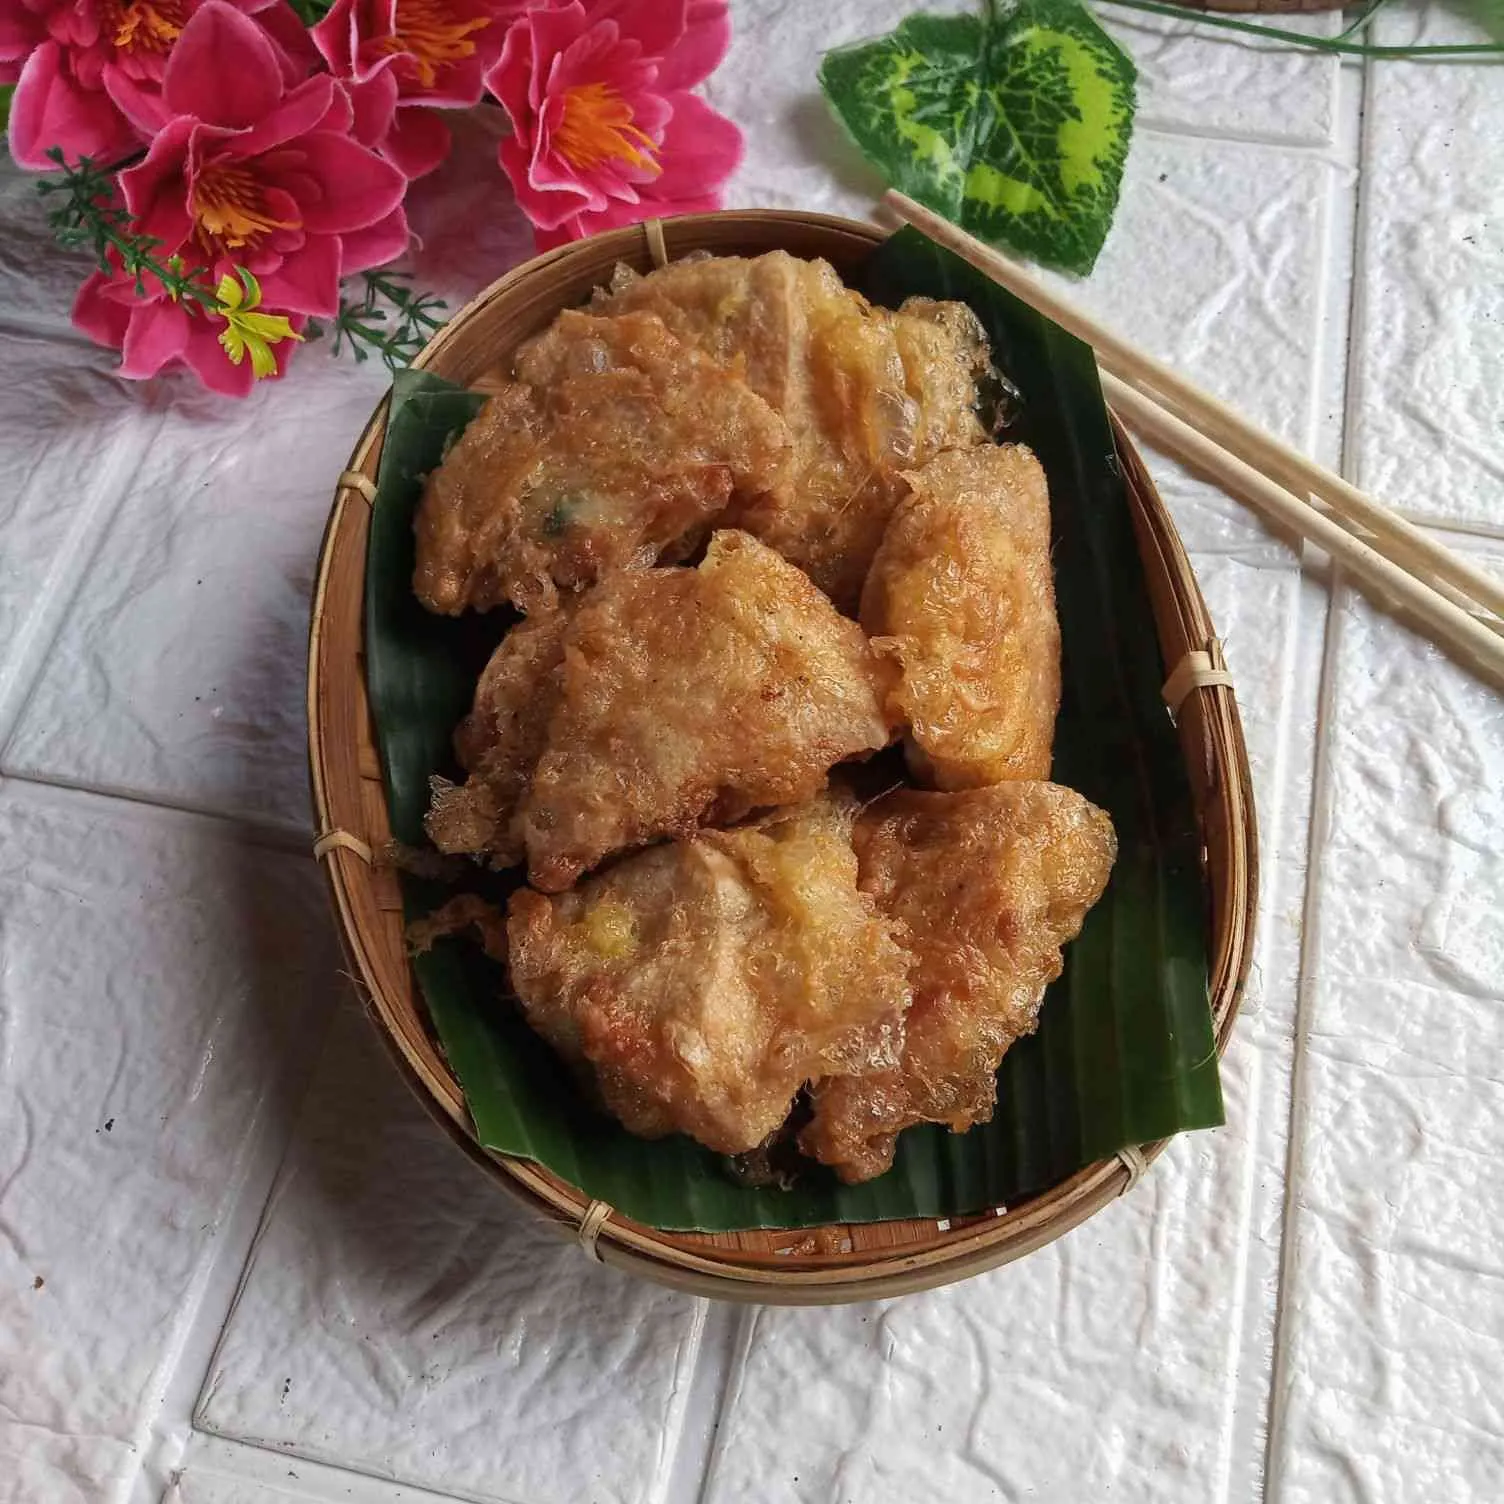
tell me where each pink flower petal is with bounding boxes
[255,0,323,83]
[254,230,342,316]
[8,40,139,169]
[338,204,411,274]
[342,71,398,147]
[225,73,337,158]
[648,90,740,199]
[183,319,260,396]
[309,0,360,74]
[119,116,201,248]
[499,132,592,231]
[162,1,285,130]
[267,130,408,233]
[484,14,533,133]
[654,0,731,91]
[382,106,451,179]
[527,2,594,112]
[49,6,102,51]
[549,17,646,97]
[316,78,355,135]
[120,298,193,380]
[590,0,688,61]
[0,8,41,64]
[72,272,132,352]
[101,60,172,137]
[537,188,723,251]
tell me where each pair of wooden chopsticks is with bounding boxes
[883,190,1504,694]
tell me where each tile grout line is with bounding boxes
[172,1429,522,1504]
[1215,572,1336,1502]
[1215,47,1357,1504]
[0,768,314,856]
[1257,568,1347,1504]
[1259,42,1379,1504]
[129,1001,343,1504]
[0,409,168,756]
[1135,118,1344,154]
[660,1303,758,1504]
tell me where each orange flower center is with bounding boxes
[376,0,490,90]
[104,0,187,55]
[554,83,660,173]
[192,163,301,254]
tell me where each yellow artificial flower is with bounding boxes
[213,269,303,380]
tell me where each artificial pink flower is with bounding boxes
[1,0,315,171]
[311,0,524,178]
[110,2,409,321]
[73,260,305,396]
[485,0,739,241]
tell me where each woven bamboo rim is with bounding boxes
[306,210,1258,1305]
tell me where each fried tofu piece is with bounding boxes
[800,783,1116,1183]
[429,530,894,884]
[862,445,1060,789]
[507,795,912,1155]
[887,295,996,459]
[518,530,893,890]
[423,606,573,867]
[593,253,990,610]
[413,310,791,615]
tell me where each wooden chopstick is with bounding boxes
[1100,374,1504,691]
[885,190,1504,624]
[881,190,1504,687]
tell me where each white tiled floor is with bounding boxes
[2,358,391,834]
[1267,551,1504,1504]
[195,1011,706,1504]
[1347,8,1504,531]
[1,5,1500,1503]
[0,783,340,1504]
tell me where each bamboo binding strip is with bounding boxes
[1163,645,1237,718]
[313,828,374,864]
[306,209,1258,1304]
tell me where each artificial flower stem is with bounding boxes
[38,152,218,311]
[1099,0,1503,56]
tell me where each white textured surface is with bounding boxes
[0,4,1499,1502]
[1269,550,1504,1503]
[1349,7,1504,529]
[0,783,338,1502]
[0,337,147,737]
[1039,132,1337,558]
[196,1010,705,1504]
[3,357,390,832]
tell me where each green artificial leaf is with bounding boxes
[0,84,13,137]
[362,230,1224,1233]
[820,0,1136,275]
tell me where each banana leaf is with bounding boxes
[362,226,1224,1232]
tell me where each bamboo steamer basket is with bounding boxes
[307,209,1257,1305]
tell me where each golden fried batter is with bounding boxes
[801,783,1116,1183]
[515,530,893,891]
[862,444,1060,789]
[507,795,911,1155]
[423,606,572,866]
[413,310,791,615]
[593,253,990,610]
[887,296,995,459]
